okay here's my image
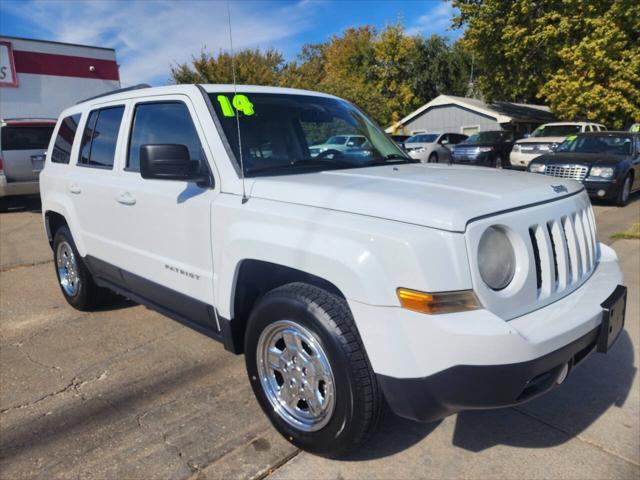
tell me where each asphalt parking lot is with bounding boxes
[1,195,638,480]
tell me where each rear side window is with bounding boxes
[127,102,203,172]
[78,106,125,168]
[51,114,81,164]
[1,125,54,151]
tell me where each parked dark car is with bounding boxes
[450,130,519,169]
[527,132,640,206]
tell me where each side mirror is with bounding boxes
[140,144,206,182]
[440,139,449,145]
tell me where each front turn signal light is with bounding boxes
[396,288,481,314]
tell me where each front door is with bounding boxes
[111,95,218,331]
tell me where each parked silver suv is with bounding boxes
[0,119,56,197]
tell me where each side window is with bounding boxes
[51,114,81,164]
[78,106,124,168]
[79,111,98,164]
[128,102,203,172]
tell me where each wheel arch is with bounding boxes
[44,210,69,248]
[221,259,346,354]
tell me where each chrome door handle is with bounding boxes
[116,192,136,206]
[68,184,81,194]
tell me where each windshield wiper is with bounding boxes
[245,158,356,175]
[361,155,418,166]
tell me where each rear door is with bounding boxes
[65,102,128,265]
[1,123,54,181]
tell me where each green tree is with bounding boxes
[171,48,285,86]
[411,35,473,102]
[452,0,640,128]
[372,23,421,121]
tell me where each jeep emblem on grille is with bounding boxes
[551,184,568,193]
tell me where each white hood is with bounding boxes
[516,136,568,145]
[249,164,582,232]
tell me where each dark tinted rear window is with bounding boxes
[1,126,54,151]
[51,114,81,164]
[79,106,124,168]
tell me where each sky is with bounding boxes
[0,0,462,86]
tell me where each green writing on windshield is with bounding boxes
[216,94,255,117]
[566,134,577,142]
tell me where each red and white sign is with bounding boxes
[0,40,18,87]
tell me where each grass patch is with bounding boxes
[611,222,640,240]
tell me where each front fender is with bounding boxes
[213,196,472,318]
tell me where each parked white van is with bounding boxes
[40,84,626,457]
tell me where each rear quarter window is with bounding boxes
[51,114,81,164]
[1,125,54,151]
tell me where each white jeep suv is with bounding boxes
[40,84,626,457]
[511,122,606,168]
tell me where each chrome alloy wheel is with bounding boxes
[56,241,80,297]
[257,320,336,432]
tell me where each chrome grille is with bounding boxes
[520,142,551,153]
[453,147,478,155]
[544,165,588,181]
[528,204,598,300]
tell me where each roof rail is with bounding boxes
[77,83,151,104]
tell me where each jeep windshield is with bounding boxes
[209,92,413,177]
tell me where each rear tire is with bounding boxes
[52,226,108,311]
[245,283,382,457]
[616,174,632,207]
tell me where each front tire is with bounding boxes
[428,152,438,163]
[495,155,504,169]
[616,174,632,207]
[245,283,382,457]
[52,226,107,311]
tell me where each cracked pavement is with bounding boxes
[0,196,638,479]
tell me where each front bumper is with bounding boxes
[584,178,620,200]
[378,323,601,422]
[510,150,541,168]
[348,243,623,422]
[451,152,492,166]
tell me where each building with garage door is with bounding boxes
[386,94,556,137]
[0,36,120,120]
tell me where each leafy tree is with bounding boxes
[411,35,473,102]
[538,1,640,128]
[171,48,285,86]
[280,44,326,91]
[372,23,421,120]
[170,23,473,127]
[452,0,640,128]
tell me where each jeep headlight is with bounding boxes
[478,227,516,290]
[589,166,614,178]
[529,162,545,173]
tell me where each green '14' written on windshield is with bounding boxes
[217,94,255,117]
